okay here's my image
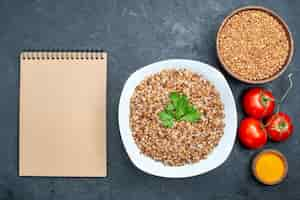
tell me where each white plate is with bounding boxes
[118,59,237,178]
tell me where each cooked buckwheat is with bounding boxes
[130,69,225,166]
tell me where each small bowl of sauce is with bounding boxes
[252,149,288,185]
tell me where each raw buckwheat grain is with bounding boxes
[218,9,290,81]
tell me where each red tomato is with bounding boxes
[243,88,275,119]
[238,118,268,149]
[266,112,293,142]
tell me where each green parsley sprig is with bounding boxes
[159,92,201,128]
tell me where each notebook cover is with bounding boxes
[19,51,107,177]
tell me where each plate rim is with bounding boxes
[118,59,237,178]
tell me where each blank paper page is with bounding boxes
[19,51,107,177]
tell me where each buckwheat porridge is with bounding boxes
[130,69,225,166]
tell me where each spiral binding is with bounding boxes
[21,50,105,60]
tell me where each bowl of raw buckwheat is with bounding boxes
[217,6,294,84]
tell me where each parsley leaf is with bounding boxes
[181,109,201,122]
[158,111,174,128]
[169,92,180,106]
[158,91,202,128]
[161,118,174,128]
[159,111,173,121]
[165,103,175,111]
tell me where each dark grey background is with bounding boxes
[0,0,299,199]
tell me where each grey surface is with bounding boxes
[0,0,299,199]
